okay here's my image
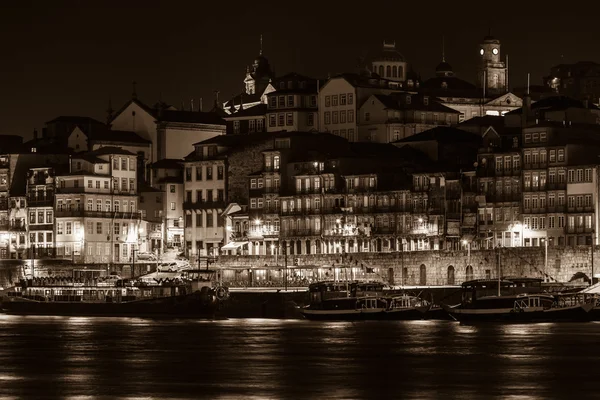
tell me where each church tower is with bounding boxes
[477,34,507,95]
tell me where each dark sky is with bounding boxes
[2,1,600,139]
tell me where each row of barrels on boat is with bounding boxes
[298,279,600,322]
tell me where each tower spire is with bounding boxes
[106,95,114,124]
[442,35,445,62]
[260,34,263,55]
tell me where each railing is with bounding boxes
[183,201,226,210]
[27,198,54,207]
[55,210,142,219]
[281,229,320,237]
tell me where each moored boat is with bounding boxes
[0,268,229,318]
[299,281,431,321]
[443,278,593,322]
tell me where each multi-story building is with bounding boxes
[26,167,58,258]
[138,184,164,255]
[358,93,460,142]
[148,159,184,251]
[222,104,267,135]
[266,73,320,132]
[544,61,600,102]
[55,147,140,265]
[318,73,404,142]
[183,133,281,260]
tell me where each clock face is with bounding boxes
[492,48,499,55]
[480,49,484,55]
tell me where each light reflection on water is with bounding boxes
[0,317,599,399]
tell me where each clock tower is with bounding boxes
[477,34,507,95]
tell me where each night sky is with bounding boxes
[2,1,599,139]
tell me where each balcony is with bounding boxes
[55,210,142,219]
[523,185,547,192]
[27,197,54,207]
[282,229,320,237]
[567,206,594,214]
[29,223,53,231]
[9,221,26,231]
[546,206,566,213]
[523,163,548,170]
[183,201,226,210]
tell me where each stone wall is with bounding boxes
[214,246,599,285]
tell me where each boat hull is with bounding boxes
[1,291,224,318]
[300,306,428,321]
[443,303,593,323]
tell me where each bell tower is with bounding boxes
[477,33,507,95]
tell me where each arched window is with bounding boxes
[386,65,392,77]
[398,66,404,79]
[419,264,427,285]
[378,66,384,76]
[492,74,499,87]
[466,265,474,281]
[392,66,398,77]
[447,266,455,285]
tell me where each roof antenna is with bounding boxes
[527,73,530,95]
[132,81,137,100]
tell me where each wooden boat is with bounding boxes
[299,281,430,321]
[0,269,229,318]
[442,278,593,322]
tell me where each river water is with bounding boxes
[0,315,598,399]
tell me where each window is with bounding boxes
[121,158,127,170]
[286,113,293,125]
[113,158,119,170]
[340,94,347,105]
[249,120,256,133]
[325,96,331,107]
[217,166,224,180]
[577,169,584,182]
[524,134,531,144]
[269,96,276,108]
[278,113,284,126]
[324,112,331,124]
[558,149,565,162]
[540,132,547,142]
[278,96,285,107]
[233,120,240,134]
[332,111,338,124]
[287,95,294,107]
[550,150,556,162]
[185,167,192,181]
[269,114,276,127]
[307,113,314,126]
[170,185,176,193]
[257,119,264,131]
[348,93,354,105]
[348,110,354,123]
[340,110,346,123]
[585,168,592,182]
[88,180,92,188]
[170,202,175,210]
[365,112,370,122]
[206,166,213,180]
[332,95,338,106]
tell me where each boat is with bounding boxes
[442,278,594,322]
[0,268,229,318]
[299,281,431,321]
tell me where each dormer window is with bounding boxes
[406,96,411,105]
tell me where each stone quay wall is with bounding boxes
[214,246,599,285]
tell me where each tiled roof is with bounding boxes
[150,159,184,169]
[46,116,105,126]
[223,92,263,108]
[157,110,225,125]
[74,154,108,164]
[91,129,151,144]
[505,95,600,115]
[223,104,267,119]
[373,93,460,113]
[393,126,482,144]
[419,76,480,97]
[88,146,135,156]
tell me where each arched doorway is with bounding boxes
[419,264,427,285]
[447,265,455,285]
[466,265,474,281]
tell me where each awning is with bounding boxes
[221,241,249,250]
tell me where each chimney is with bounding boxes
[33,129,38,140]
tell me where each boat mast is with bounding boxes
[497,250,501,297]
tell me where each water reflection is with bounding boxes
[0,317,598,399]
